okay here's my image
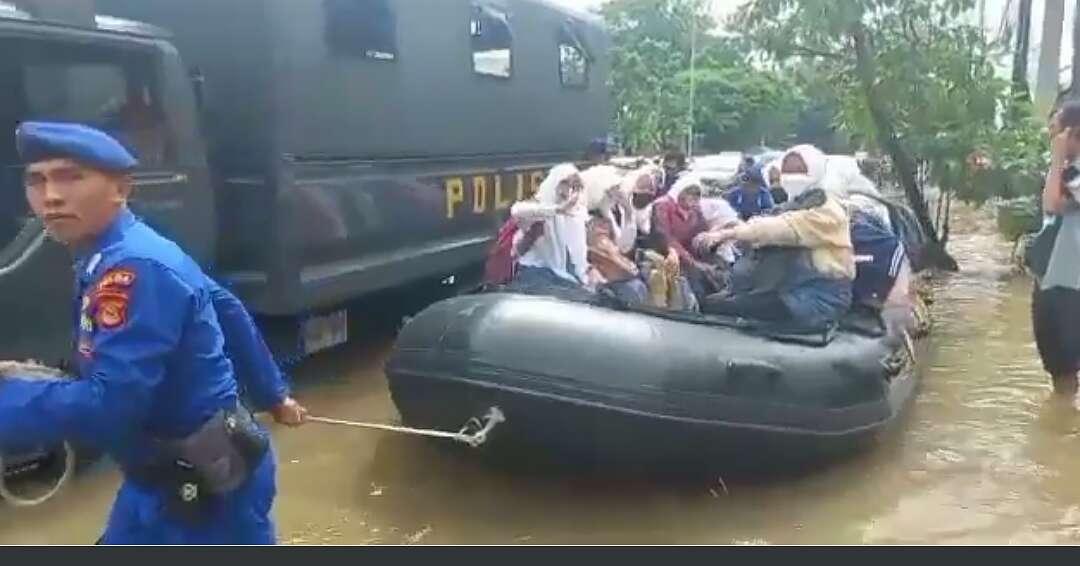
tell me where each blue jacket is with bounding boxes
[725,187,775,221]
[0,209,288,543]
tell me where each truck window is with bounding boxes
[324,0,398,61]
[471,4,512,78]
[559,24,589,88]
[0,38,171,256]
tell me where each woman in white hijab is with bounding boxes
[583,165,639,254]
[697,144,856,326]
[509,163,598,290]
[773,144,828,200]
[823,155,880,197]
[652,174,729,300]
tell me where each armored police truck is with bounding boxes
[0,0,611,367]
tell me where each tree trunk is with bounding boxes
[1034,0,1066,115]
[934,177,945,233]
[1013,0,1034,99]
[1073,0,1080,96]
[850,24,959,271]
[942,189,953,247]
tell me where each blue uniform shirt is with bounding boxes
[0,209,289,465]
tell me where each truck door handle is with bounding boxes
[132,172,189,187]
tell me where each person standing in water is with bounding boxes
[1033,100,1080,396]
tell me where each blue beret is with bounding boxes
[16,122,138,172]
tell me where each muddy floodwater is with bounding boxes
[4,206,1080,544]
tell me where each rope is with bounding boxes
[307,406,505,448]
[0,443,76,507]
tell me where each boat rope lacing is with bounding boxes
[308,406,506,448]
[0,443,76,507]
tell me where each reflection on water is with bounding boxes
[5,206,1080,544]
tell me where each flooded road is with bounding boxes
[4,206,1080,544]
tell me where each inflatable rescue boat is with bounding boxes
[386,292,925,476]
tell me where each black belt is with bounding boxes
[123,405,269,526]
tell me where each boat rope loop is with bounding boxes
[0,443,76,507]
[308,406,506,448]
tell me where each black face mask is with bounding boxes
[632,194,653,209]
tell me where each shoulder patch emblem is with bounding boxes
[96,268,137,292]
[93,291,129,330]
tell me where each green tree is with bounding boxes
[677,63,803,150]
[601,0,809,154]
[735,0,1047,269]
[601,0,704,152]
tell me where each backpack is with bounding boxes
[848,191,930,273]
[483,218,544,287]
[850,211,904,307]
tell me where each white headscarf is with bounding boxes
[816,155,889,227]
[823,155,880,197]
[640,163,665,191]
[621,167,655,196]
[700,197,739,263]
[666,173,704,204]
[535,163,580,206]
[582,165,624,212]
[584,165,654,253]
[518,163,590,284]
[700,197,738,230]
[779,144,828,199]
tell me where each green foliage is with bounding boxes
[601,0,703,152]
[600,0,826,153]
[736,0,1048,206]
[677,65,803,149]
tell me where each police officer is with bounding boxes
[0,122,308,544]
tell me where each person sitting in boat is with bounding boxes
[638,230,699,311]
[507,164,601,296]
[694,145,856,328]
[725,164,775,221]
[641,163,665,198]
[587,212,649,304]
[639,160,665,198]
[848,205,918,342]
[699,195,740,265]
[583,165,637,254]
[660,148,687,196]
[630,166,662,238]
[652,174,728,301]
